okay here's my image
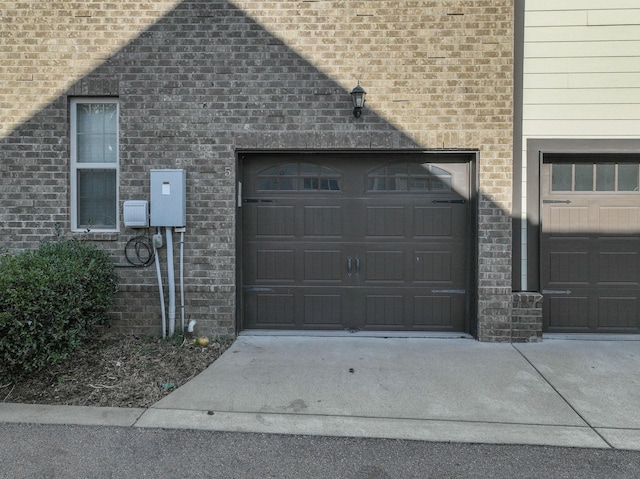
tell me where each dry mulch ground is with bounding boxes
[1,332,234,408]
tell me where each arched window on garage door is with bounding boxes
[257,163,341,192]
[367,163,453,192]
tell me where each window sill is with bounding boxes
[70,231,120,242]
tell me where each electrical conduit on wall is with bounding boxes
[166,227,176,337]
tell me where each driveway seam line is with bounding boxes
[512,344,614,449]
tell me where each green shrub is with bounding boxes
[0,240,118,381]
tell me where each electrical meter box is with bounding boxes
[123,200,149,228]
[150,169,186,227]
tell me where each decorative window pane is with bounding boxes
[258,178,278,191]
[71,98,119,231]
[321,178,339,191]
[575,164,593,191]
[279,178,296,190]
[262,164,298,176]
[410,177,429,191]
[596,164,615,191]
[551,164,572,191]
[258,163,341,191]
[368,177,386,191]
[299,163,319,176]
[302,177,319,190]
[619,164,639,191]
[431,177,452,191]
[367,163,452,192]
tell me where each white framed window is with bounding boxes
[70,98,119,232]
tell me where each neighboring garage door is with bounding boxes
[541,156,640,333]
[241,153,471,332]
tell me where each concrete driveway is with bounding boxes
[133,334,640,450]
[3,334,640,450]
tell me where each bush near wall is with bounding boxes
[0,240,118,381]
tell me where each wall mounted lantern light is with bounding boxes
[350,82,366,118]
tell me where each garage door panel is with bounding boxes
[416,294,464,326]
[366,206,405,237]
[304,206,342,236]
[598,296,638,329]
[256,206,295,236]
[252,294,296,327]
[413,206,457,237]
[304,295,343,326]
[256,249,295,281]
[364,251,404,282]
[365,295,404,327]
[545,296,590,331]
[414,251,452,282]
[548,206,589,236]
[598,207,640,235]
[547,251,589,284]
[303,250,342,281]
[598,252,638,284]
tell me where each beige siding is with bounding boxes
[523,2,640,138]
[527,0,640,11]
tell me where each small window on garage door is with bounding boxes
[551,161,639,192]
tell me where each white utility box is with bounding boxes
[123,200,149,228]
[150,169,186,227]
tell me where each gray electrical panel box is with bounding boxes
[150,169,186,227]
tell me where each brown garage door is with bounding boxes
[241,153,470,332]
[541,157,640,333]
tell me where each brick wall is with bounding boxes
[1,1,515,340]
[511,292,543,343]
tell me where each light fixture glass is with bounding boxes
[350,82,366,118]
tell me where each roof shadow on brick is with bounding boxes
[72,0,422,151]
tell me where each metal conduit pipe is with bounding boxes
[166,227,176,337]
[153,228,167,339]
[179,229,185,333]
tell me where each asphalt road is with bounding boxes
[1,423,639,479]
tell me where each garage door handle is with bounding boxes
[432,199,466,204]
[541,289,571,295]
[355,255,360,276]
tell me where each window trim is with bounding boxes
[70,97,120,232]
